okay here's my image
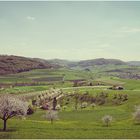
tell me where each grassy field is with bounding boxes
[0,88,140,139]
[1,111,140,139]
[0,68,140,139]
[0,68,91,82]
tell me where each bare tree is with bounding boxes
[0,94,28,131]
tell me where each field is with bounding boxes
[0,68,140,139]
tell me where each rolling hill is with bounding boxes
[47,58,127,68]
[0,55,57,75]
[0,55,139,78]
[127,61,140,66]
[47,59,77,67]
[77,58,126,68]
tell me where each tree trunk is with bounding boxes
[51,119,53,124]
[3,119,7,131]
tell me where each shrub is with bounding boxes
[91,103,96,108]
[102,115,113,127]
[32,99,37,105]
[113,94,117,99]
[41,103,50,110]
[118,94,123,100]
[98,98,106,105]
[62,105,67,110]
[27,105,36,115]
[112,99,122,105]
[123,94,128,101]
[91,97,96,103]
[81,102,88,109]
[135,105,140,110]
[56,104,61,110]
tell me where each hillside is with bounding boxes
[127,61,140,66]
[0,55,57,75]
[77,58,126,68]
[0,55,139,77]
[47,58,127,68]
[47,59,77,67]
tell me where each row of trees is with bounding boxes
[65,91,129,110]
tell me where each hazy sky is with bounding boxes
[0,1,140,61]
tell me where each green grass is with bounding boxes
[96,77,125,85]
[15,68,91,81]
[0,89,140,139]
[0,108,140,138]
[0,86,50,94]
[0,68,92,87]
[119,79,140,90]
[0,67,140,138]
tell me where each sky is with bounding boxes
[0,1,140,61]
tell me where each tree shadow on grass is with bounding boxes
[0,128,17,132]
[133,123,140,125]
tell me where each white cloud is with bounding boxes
[26,16,36,21]
[119,27,140,33]
[98,43,111,48]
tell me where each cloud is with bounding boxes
[26,16,36,21]
[119,27,140,33]
[98,43,110,48]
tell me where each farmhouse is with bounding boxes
[109,85,124,90]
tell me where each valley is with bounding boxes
[0,55,140,139]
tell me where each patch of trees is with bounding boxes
[112,93,128,105]
[73,81,93,87]
[108,70,140,80]
[56,91,129,111]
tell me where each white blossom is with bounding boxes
[102,115,113,127]
[0,94,29,131]
[45,110,58,124]
[133,105,140,123]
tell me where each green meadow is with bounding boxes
[0,68,140,139]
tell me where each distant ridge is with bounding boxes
[0,55,139,75]
[77,58,126,67]
[47,59,77,67]
[48,58,127,68]
[127,61,140,66]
